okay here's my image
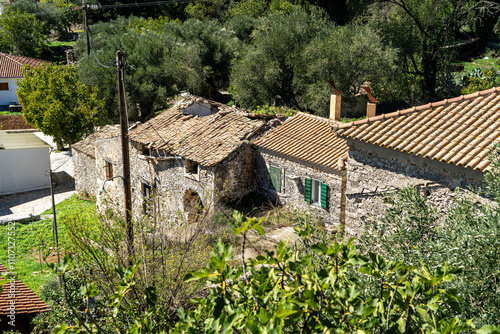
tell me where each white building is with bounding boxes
[0,131,51,195]
[0,52,51,107]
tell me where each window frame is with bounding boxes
[269,165,284,193]
[311,179,322,205]
[0,82,8,91]
[304,177,328,210]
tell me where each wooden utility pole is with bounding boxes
[47,168,62,287]
[116,50,134,263]
[83,0,90,56]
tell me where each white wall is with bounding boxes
[0,147,50,195]
[0,78,19,105]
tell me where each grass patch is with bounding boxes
[0,111,22,116]
[0,195,97,296]
[341,116,366,123]
[47,41,76,47]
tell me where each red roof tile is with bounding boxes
[0,263,50,314]
[0,52,51,78]
[254,112,348,171]
[335,87,500,172]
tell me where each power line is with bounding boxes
[87,26,115,68]
[71,0,194,11]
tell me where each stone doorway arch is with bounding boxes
[183,189,204,222]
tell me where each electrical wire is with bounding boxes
[93,0,194,10]
[87,26,115,68]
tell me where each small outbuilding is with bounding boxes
[0,263,51,334]
[0,131,51,195]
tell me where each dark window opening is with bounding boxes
[142,182,153,215]
[105,161,113,179]
[185,160,199,174]
[0,82,8,91]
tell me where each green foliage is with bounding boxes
[75,16,237,121]
[229,5,331,111]
[460,68,500,95]
[185,0,229,20]
[17,64,103,147]
[8,0,71,37]
[297,24,397,117]
[0,195,96,295]
[250,105,298,117]
[366,0,497,102]
[0,8,47,57]
[172,226,475,333]
[42,209,500,333]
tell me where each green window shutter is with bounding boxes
[304,178,312,204]
[320,183,328,209]
[270,166,282,192]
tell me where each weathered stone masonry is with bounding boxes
[344,140,490,237]
[256,149,346,230]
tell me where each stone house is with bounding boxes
[73,96,279,219]
[254,111,349,231]
[72,125,120,197]
[334,87,500,236]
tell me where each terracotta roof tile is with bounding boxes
[0,263,50,314]
[0,52,51,78]
[71,125,120,159]
[129,98,267,167]
[335,87,500,172]
[254,112,348,170]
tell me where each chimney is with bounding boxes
[327,80,342,121]
[363,86,379,118]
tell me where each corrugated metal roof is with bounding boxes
[254,112,348,171]
[0,131,50,150]
[0,52,51,78]
[335,87,500,172]
[0,263,51,314]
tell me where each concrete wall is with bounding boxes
[73,151,98,196]
[0,147,50,195]
[344,140,491,237]
[257,149,346,230]
[0,78,19,105]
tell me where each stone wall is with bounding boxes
[73,151,98,196]
[345,140,490,237]
[256,149,346,230]
[92,137,260,221]
[214,144,258,203]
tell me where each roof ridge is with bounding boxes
[296,111,336,124]
[336,86,500,130]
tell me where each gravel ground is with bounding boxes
[0,133,76,223]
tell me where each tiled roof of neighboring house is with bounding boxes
[254,112,349,171]
[72,125,120,159]
[130,98,269,167]
[0,52,51,78]
[335,87,500,172]
[0,263,51,314]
